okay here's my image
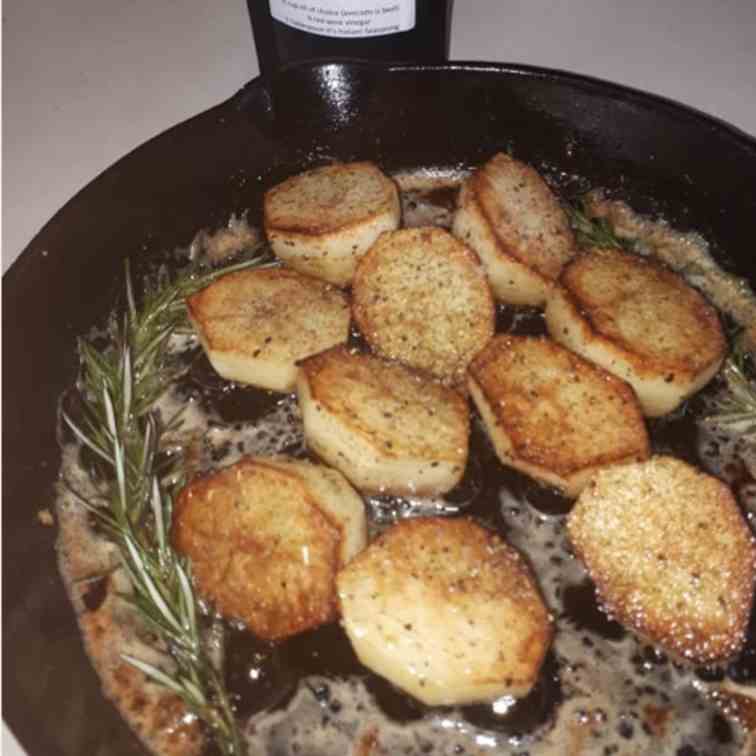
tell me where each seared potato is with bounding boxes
[297,346,469,496]
[568,456,756,663]
[467,335,649,497]
[173,456,367,641]
[337,517,552,706]
[352,227,495,386]
[452,152,576,305]
[187,267,350,392]
[545,247,726,416]
[264,162,400,286]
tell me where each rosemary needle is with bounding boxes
[62,246,271,755]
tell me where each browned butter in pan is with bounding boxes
[55,176,756,756]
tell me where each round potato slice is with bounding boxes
[173,456,367,641]
[467,334,649,497]
[452,152,576,305]
[187,266,350,392]
[352,226,495,386]
[545,247,726,416]
[568,456,756,663]
[264,161,401,286]
[337,517,553,707]
[298,346,469,496]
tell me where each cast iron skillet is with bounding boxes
[3,61,756,756]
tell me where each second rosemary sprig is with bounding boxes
[565,199,636,252]
[702,332,756,444]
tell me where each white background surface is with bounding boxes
[3,0,756,752]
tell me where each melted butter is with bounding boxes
[55,181,756,756]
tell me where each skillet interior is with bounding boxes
[3,61,756,756]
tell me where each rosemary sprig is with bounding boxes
[702,332,756,443]
[61,247,271,755]
[566,200,635,252]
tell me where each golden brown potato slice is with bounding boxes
[173,456,367,641]
[297,346,469,496]
[567,456,756,663]
[337,517,552,706]
[545,247,726,416]
[187,266,350,392]
[264,162,401,286]
[352,227,495,386]
[452,153,576,305]
[468,334,649,497]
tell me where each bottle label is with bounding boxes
[269,0,415,38]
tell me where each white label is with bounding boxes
[269,0,415,39]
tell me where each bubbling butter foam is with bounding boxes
[55,175,756,756]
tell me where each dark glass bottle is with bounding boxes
[247,0,452,78]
